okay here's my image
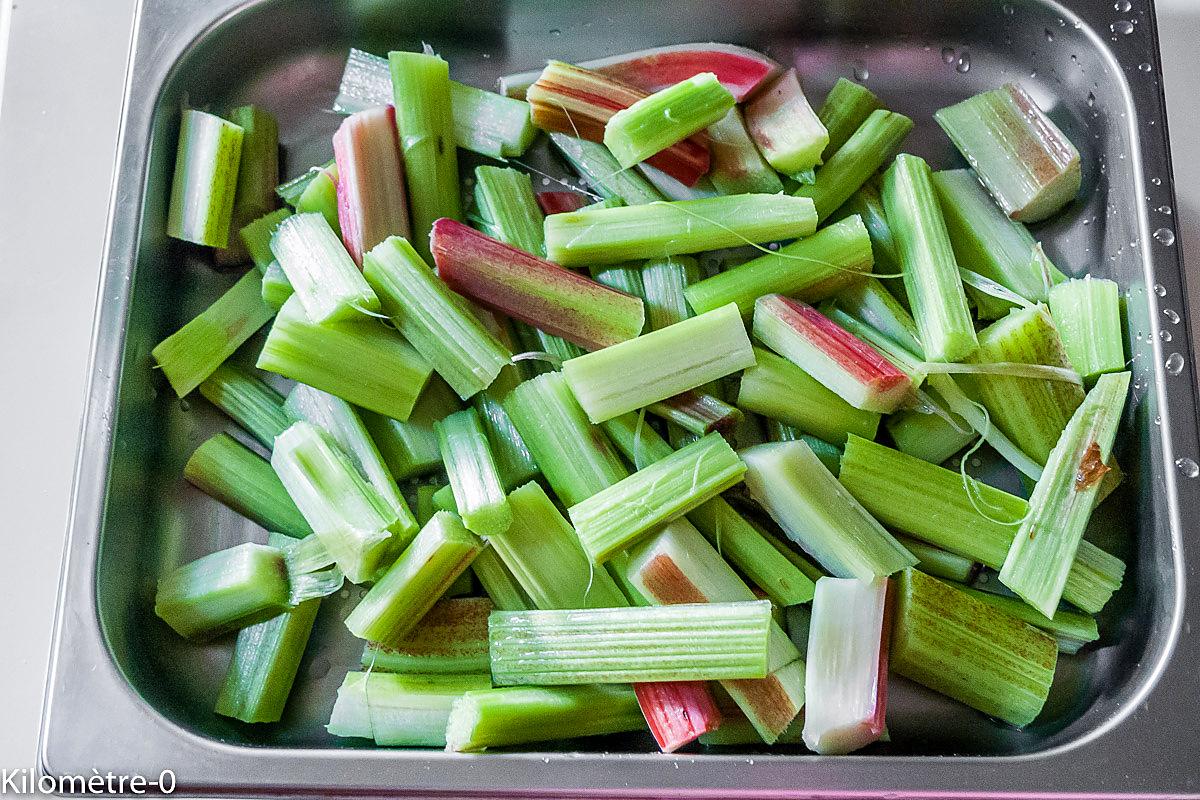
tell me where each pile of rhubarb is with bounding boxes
[152,39,1130,755]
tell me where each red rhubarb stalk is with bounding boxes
[753,294,912,414]
[333,106,412,265]
[525,61,710,186]
[536,191,591,215]
[501,43,781,103]
[430,218,645,351]
[634,681,722,752]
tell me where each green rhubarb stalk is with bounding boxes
[473,367,540,490]
[1048,276,1126,382]
[706,107,784,196]
[562,303,755,423]
[166,109,244,247]
[881,154,977,362]
[271,421,414,583]
[932,169,1066,302]
[219,105,279,261]
[961,304,1084,465]
[491,482,627,610]
[327,672,492,747]
[641,255,703,331]
[603,72,735,168]
[260,260,293,311]
[647,391,742,435]
[489,601,771,685]
[895,535,979,584]
[153,269,274,397]
[471,545,534,611]
[568,432,746,563]
[155,542,290,640]
[239,208,292,271]
[269,212,379,324]
[685,215,874,317]
[257,295,432,421]
[445,685,645,752]
[215,535,319,723]
[890,569,1058,727]
[281,384,415,527]
[741,441,916,580]
[389,50,461,259]
[959,586,1099,654]
[885,402,976,465]
[549,132,665,206]
[362,597,493,674]
[796,109,914,221]
[345,511,483,643]
[294,162,340,235]
[935,83,1081,223]
[436,408,512,537]
[414,484,441,527]
[736,346,880,445]
[836,183,908,306]
[184,433,312,538]
[197,363,289,449]
[999,371,1131,617]
[364,236,511,399]
[544,194,818,267]
[837,434,1125,613]
[360,377,461,481]
[817,78,883,160]
[764,422,844,473]
[834,277,923,355]
[275,159,331,206]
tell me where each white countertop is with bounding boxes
[0,0,1196,776]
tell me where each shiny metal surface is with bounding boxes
[38,0,1200,796]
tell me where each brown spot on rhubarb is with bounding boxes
[1074,441,1110,492]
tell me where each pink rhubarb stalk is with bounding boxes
[752,294,912,414]
[743,69,828,176]
[501,43,781,103]
[525,61,710,186]
[430,218,645,351]
[333,106,412,265]
[801,577,891,755]
[634,681,722,753]
[536,191,591,215]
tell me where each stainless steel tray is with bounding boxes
[39,0,1200,796]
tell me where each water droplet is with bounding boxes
[1003,2,1015,13]
[549,28,561,36]
[1114,0,1131,10]
[853,61,870,81]
[1154,414,1162,426]
[1138,62,1152,72]
[1045,28,1055,42]
[1163,308,1180,324]
[1154,227,1176,246]
[339,588,350,599]
[1111,20,1135,35]
[1161,330,1173,342]
[956,52,971,73]
[541,177,551,186]
[1086,91,1096,107]
[179,398,190,412]
[1030,69,1039,78]
[1166,353,1185,376]
[1176,457,1199,478]
[1152,177,1162,185]
[1154,283,1167,297]
[941,46,956,64]
[1157,205,1172,215]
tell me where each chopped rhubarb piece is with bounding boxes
[333,106,411,265]
[430,218,644,351]
[744,69,828,177]
[535,191,591,215]
[634,681,722,753]
[500,43,781,103]
[753,294,912,414]
[525,61,710,186]
[802,576,891,755]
